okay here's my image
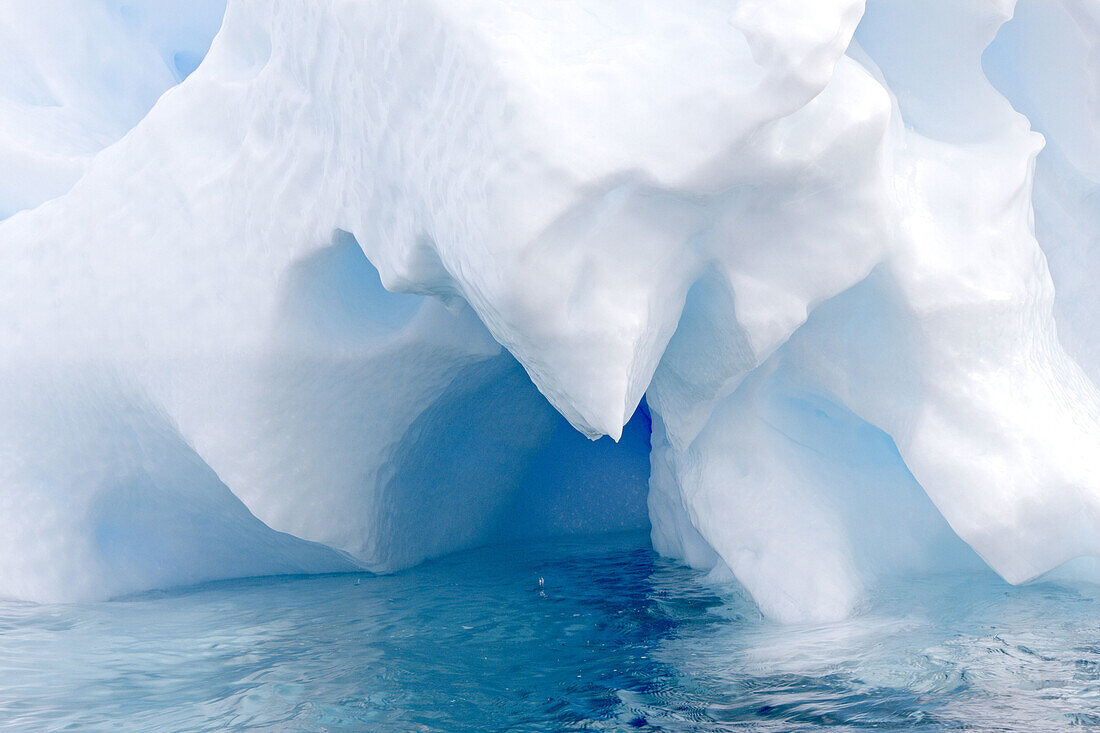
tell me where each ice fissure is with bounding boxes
[0,0,1098,623]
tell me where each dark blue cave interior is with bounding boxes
[284,230,654,561]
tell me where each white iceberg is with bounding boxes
[0,0,1098,623]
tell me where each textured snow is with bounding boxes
[0,0,1098,622]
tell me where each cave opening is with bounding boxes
[277,229,655,568]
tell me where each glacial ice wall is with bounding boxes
[0,0,1098,622]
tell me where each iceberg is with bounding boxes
[0,0,1097,623]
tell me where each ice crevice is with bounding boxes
[0,0,1098,623]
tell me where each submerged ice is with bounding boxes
[0,0,1098,623]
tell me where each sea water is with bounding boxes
[0,532,1098,731]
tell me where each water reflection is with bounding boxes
[0,532,1097,730]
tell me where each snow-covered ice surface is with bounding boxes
[0,0,1099,625]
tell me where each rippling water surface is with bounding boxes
[1,532,1099,730]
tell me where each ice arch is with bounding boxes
[0,220,653,602]
[648,0,1100,621]
[170,229,654,573]
[0,0,1098,623]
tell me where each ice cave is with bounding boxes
[1,0,1100,728]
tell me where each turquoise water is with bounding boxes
[1,532,1099,731]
